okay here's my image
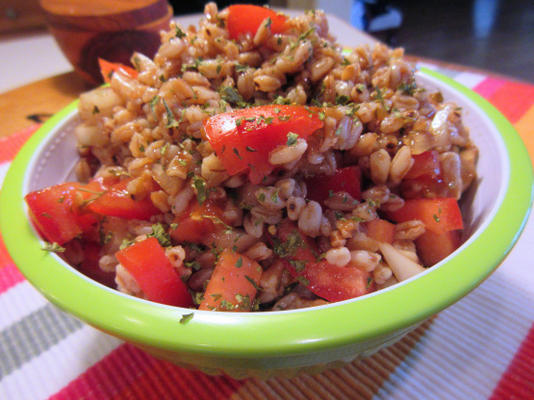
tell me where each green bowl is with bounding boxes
[1,69,532,379]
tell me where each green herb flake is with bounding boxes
[139,144,145,152]
[265,17,272,29]
[235,257,243,268]
[286,132,299,146]
[398,81,417,95]
[216,63,222,74]
[235,64,248,72]
[341,57,351,66]
[274,96,291,105]
[318,111,325,121]
[366,277,374,289]
[191,175,207,205]
[374,87,390,111]
[148,223,172,247]
[57,196,65,203]
[219,86,244,106]
[179,312,194,324]
[297,276,310,286]
[246,146,256,152]
[119,238,134,250]
[289,260,306,272]
[162,98,179,128]
[245,275,260,290]
[41,242,65,253]
[185,260,202,271]
[335,94,350,105]
[170,223,178,230]
[160,142,170,155]
[92,105,100,114]
[233,147,242,160]
[149,95,160,114]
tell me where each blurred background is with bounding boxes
[0,0,532,82]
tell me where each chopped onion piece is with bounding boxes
[378,242,425,281]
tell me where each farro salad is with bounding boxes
[25,4,478,311]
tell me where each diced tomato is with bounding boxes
[199,249,262,311]
[227,5,288,40]
[204,105,324,184]
[401,150,448,199]
[416,230,461,266]
[87,179,160,220]
[362,218,395,243]
[276,221,373,302]
[170,200,226,243]
[98,58,138,84]
[404,150,441,180]
[387,198,463,235]
[306,166,362,205]
[115,237,192,307]
[25,183,85,244]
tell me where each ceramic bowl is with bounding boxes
[1,69,532,379]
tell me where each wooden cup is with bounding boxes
[40,0,173,84]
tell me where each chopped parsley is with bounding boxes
[286,132,299,146]
[318,111,325,121]
[149,95,160,114]
[191,175,207,205]
[41,242,65,253]
[398,81,417,95]
[148,223,172,247]
[175,26,186,39]
[335,94,350,105]
[235,63,249,72]
[235,257,243,268]
[179,312,194,324]
[185,260,202,271]
[366,277,374,289]
[245,275,259,290]
[273,231,304,258]
[162,98,179,128]
[273,96,291,105]
[119,238,134,250]
[297,276,310,286]
[374,87,390,111]
[219,86,245,107]
[233,147,242,160]
[289,260,306,272]
[92,105,100,114]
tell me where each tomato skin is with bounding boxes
[199,249,262,311]
[401,151,448,199]
[306,166,362,205]
[405,151,441,180]
[416,230,461,266]
[276,221,373,302]
[98,58,138,84]
[362,218,395,243]
[227,5,288,40]
[25,183,85,245]
[87,179,160,220]
[387,198,463,235]
[170,200,226,243]
[115,237,192,307]
[204,105,323,184]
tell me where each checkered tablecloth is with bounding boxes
[1,66,533,399]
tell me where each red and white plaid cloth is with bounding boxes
[1,65,533,399]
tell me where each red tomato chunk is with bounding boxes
[227,5,288,40]
[387,198,463,235]
[204,105,323,184]
[306,166,362,205]
[115,237,192,307]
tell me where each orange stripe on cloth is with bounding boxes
[514,104,534,167]
[485,81,534,124]
[0,124,39,163]
[490,322,534,399]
